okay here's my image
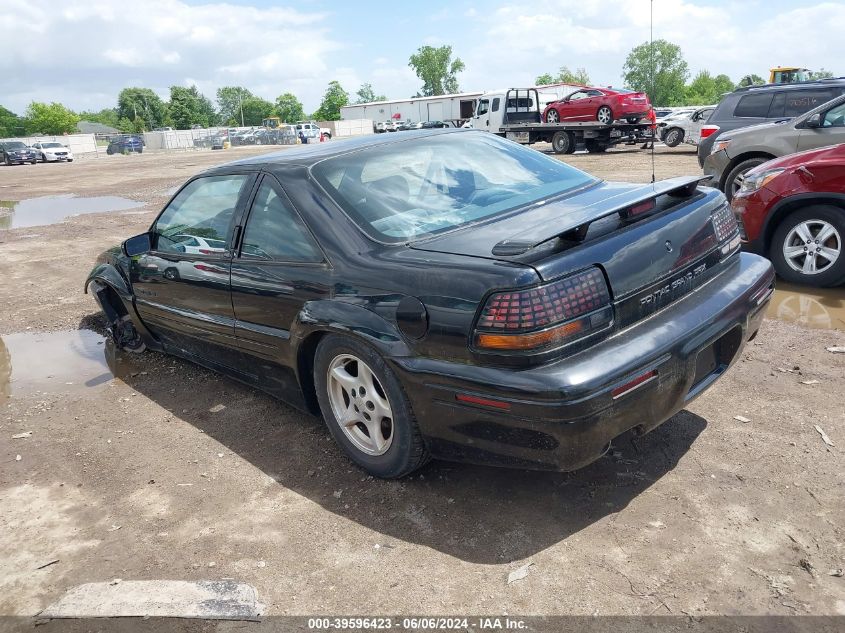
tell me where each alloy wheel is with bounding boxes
[597,106,612,124]
[782,219,841,276]
[326,354,394,456]
[546,109,559,123]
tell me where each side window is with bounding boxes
[153,174,248,254]
[477,99,489,116]
[733,93,774,118]
[491,98,500,113]
[240,180,323,263]
[822,102,845,127]
[784,90,835,117]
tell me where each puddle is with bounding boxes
[0,195,143,229]
[0,329,132,401]
[767,282,845,331]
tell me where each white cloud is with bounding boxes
[0,0,341,113]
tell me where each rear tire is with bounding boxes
[769,205,845,287]
[551,131,574,154]
[314,334,429,479]
[597,105,613,124]
[724,157,769,201]
[663,128,684,147]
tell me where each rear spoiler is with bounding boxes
[491,176,708,256]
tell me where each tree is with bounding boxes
[117,88,168,130]
[535,66,591,86]
[684,70,734,105]
[0,105,24,137]
[408,45,465,96]
[355,83,387,104]
[809,68,834,80]
[216,86,253,126]
[622,39,689,106]
[274,93,305,123]
[312,81,349,121]
[24,102,80,135]
[736,74,766,89]
[169,85,215,129]
[239,96,274,126]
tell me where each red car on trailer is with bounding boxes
[543,87,652,125]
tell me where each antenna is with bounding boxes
[650,0,656,184]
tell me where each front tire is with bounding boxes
[663,128,683,147]
[597,105,613,124]
[314,334,429,478]
[112,315,147,353]
[770,205,845,287]
[545,109,560,123]
[724,157,769,201]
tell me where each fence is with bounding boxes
[1,133,98,156]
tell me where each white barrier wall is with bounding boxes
[4,133,98,155]
[318,119,374,138]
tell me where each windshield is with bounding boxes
[6,142,26,149]
[42,142,63,148]
[312,131,597,242]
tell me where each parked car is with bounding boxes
[543,87,651,124]
[172,234,228,254]
[0,141,39,165]
[658,106,715,147]
[731,142,845,286]
[421,120,450,129]
[697,78,845,166]
[86,129,773,478]
[704,93,845,200]
[295,122,321,140]
[32,141,74,162]
[106,135,144,155]
[375,121,389,133]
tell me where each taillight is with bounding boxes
[700,125,719,140]
[711,203,741,257]
[474,267,613,352]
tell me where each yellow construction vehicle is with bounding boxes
[769,67,810,84]
[262,116,281,129]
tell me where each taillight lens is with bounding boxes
[711,203,741,257]
[475,267,613,351]
[700,125,719,140]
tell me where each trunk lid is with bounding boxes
[409,177,727,299]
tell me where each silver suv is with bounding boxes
[703,93,845,200]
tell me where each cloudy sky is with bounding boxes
[3,0,843,115]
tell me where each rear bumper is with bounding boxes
[392,253,775,471]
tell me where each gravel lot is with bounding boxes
[0,142,843,619]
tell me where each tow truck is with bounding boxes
[469,88,653,154]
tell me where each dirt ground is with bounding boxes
[0,142,843,620]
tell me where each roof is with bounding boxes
[341,92,483,108]
[77,120,119,134]
[216,128,472,170]
[733,77,845,93]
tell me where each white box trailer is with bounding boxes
[340,92,483,126]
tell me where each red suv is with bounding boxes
[731,143,845,286]
[543,87,651,125]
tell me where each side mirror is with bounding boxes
[805,113,822,128]
[123,232,152,257]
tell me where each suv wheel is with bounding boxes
[770,205,845,287]
[314,334,429,478]
[724,158,768,201]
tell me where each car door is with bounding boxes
[472,98,490,131]
[560,90,590,120]
[130,172,256,365]
[230,175,331,402]
[797,100,845,151]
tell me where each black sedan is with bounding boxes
[1,141,39,165]
[86,130,774,478]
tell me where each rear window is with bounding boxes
[311,132,597,243]
[733,93,774,118]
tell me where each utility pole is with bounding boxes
[239,90,245,127]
